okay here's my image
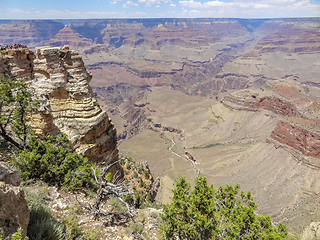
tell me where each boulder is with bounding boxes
[0,161,21,186]
[0,182,30,239]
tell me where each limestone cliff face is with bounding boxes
[0,46,118,164]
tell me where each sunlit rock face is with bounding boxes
[44,26,94,48]
[0,45,118,164]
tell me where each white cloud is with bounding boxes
[1,0,319,19]
[177,0,320,17]
[254,3,270,8]
[139,0,167,6]
[131,11,147,15]
[156,5,160,7]
[203,1,228,7]
[178,0,298,9]
[294,0,309,6]
[0,9,130,19]
[179,0,203,8]
[235,0,296,3]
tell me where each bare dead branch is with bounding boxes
[82,157,134,223]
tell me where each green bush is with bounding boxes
[24,189,65,240]
[143,170,150,179]
[125,222,144,235]
[138,212,147,223]
[11,228,29,240]
[12,133,97,190]
[0,228,29,240]
[126,162,132,170]
[28,219,65,240]
[160,176,290,240]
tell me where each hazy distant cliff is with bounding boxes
[0,45,118,164]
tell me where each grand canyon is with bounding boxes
[1,17,320,236]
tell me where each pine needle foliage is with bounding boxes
[0,76,39,150]
[12,133,97,190]
[159,176,290,240]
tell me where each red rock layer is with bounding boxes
[255,96,301,117]
[271,121,320,158]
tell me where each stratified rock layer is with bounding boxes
[0,46,118,164]
[0,20,64,47]
[44,26,93,48]
[271,121,320,159]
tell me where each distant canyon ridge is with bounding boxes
[1,18,320,235]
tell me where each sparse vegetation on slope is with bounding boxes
[120,157,159,209]
[23,184,99,240]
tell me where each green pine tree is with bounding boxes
[0,76,38,150]
[160,176,290,240]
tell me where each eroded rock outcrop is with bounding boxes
[0,46,118,164]
[221,88,302,117]
[44,26,93,48]
[271,120,320,159]
[0,182,30,239]
[221,80,320,162]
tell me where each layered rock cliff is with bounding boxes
[221,80,320,163]
[0,46,118,164]
[0,20,64,47]
[44,26,94,48]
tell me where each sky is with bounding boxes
[0,0,319,19]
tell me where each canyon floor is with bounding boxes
[110,84,320,234]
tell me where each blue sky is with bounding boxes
[0,0,319,19]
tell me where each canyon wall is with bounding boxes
[0,46,118,164]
